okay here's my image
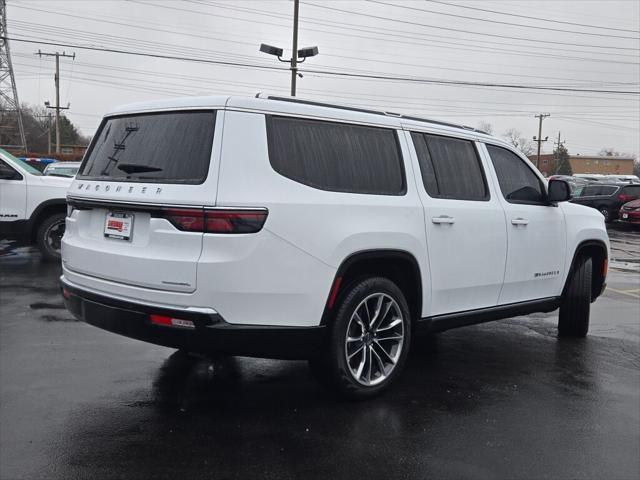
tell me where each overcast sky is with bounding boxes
[7,0,640,156]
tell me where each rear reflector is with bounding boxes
[158,208,267,233]
[602,258,608,278]
[327,276,343,309]
[150,314,195,329]
[62,288,71,299]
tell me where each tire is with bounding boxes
[558,256,592,338]
[36,213,66,262]
[310,276,412,399]
[598,207,611,223]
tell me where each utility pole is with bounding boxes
[46,112,52,154]
[554,131,565,174]
[290,0,299,96]
[0,0,27,152]
[533,113,550,169]
[35,49,75,153]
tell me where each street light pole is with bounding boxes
[290,0,299,96]
[259,0,317,96]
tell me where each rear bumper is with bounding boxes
[61,280,326,359]
[619,212,640,224]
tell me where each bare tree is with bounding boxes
[476,121,493,135]
[598,147,621,157]
[502,128,534,156]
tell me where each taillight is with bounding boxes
[618,194,635,202]
[162,208,205,232]
[205,210,267,233]
[158,207,267,233]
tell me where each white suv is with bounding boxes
[0,148,73,260]
[61,95,609,398]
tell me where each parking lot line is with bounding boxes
[605,287,640,299]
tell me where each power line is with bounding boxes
[14,56,639,116]
[4,36,290,73]
[7,36,639,95]
[11,19,637,88]
[368,0,639,40]
[143,1,640,65]
[428,0,640,34]
[201,0,640,60]
[299,67,640,94]
[301,1,639,51]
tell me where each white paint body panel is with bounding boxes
[478,143,567,304]
[62,110,225,292]
[60,95,609,329]
[0,150,72,223]
[401,130,507,315]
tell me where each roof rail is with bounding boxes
[259,95,488,134]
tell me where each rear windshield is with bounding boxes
[78,111,216,184]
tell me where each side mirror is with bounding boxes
[548,179,572,203]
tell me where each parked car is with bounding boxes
[571,183,640,222]
[604,174,640,184]
[19,157,57,172]
[0,148,73,260]
[548,175,588,196]
[619,199,640,225]
[573,173,607,182]
[61,95,609,398]
[43,161,81,178]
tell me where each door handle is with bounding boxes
[432,215,455,224]
[511,217,529,226]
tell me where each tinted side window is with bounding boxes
[0,160,22,180]
[411,132,488,201]
[486,145,545,204]
[266,116,405,195]
[622,185,640,196]
[581,185,602,196]
[599,186,618,196]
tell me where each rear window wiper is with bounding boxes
[117,163,163,174]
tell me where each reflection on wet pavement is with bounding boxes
[1,226,638,479]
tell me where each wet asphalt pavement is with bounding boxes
[1,225,639,480]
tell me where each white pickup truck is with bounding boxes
[0,148,72,260]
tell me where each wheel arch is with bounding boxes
[320,249,423,326]
[28,199,67,243]
[563,239,608,302]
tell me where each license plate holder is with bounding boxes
[104,211,134,240]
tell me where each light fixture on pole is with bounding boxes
[258,0,318,96]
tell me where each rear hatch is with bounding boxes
[63,109,220,293]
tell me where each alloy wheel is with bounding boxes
[344,293,405,386]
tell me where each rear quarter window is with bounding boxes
[78,110,216,184]
[266,116,405,195]
[622,185,640,196]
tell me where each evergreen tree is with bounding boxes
[554,144,573,175]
